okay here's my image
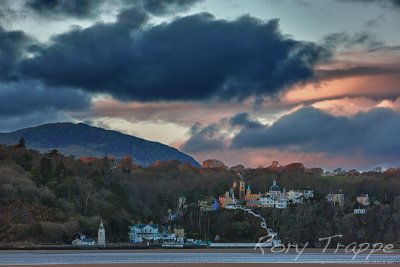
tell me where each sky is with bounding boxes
[0,0,400,170]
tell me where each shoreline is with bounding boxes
[2,250,399,266]
[8,264,400,267]
[1,248,399,254]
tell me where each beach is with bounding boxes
[1,249,399,266]
[8,264,400,267]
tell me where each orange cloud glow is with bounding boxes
[189,148,381,170]
[283,72,400,104]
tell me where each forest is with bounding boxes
[0,141,399,247]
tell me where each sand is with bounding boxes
[4,249,400,266]
[9,264,400,267]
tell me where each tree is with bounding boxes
[118,155,134,173]
[16,137,26,148]
[55,162,65,178]
[49,149,60,157]
[30,166,42,185]
[40,157,53,183]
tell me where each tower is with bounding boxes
[239,175,246,201]
[246,185,251,197]
[98,221,106,247]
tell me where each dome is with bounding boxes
[270,179,280,191]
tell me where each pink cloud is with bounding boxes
[190,148,384,170]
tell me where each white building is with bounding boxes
[326,191,345,206]
[257,180,287,209]
[98,221,106,247]
[356,194,370,206]
[286,190,303,204]
[354,208,366,214]
[129,224,160,243]
[300,188,314,199]
[72,233,95,246]
[286,188,314,204]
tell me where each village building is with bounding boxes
[354,207,366,214]
[219,183,239,208]
[128,223,175,243]
[72,233,95,246]
[287,188,314,204]
[326,191,345,206]
[286,190,303,204]
[245,186,262,207]
[173,227,185,243]
[219,176,302,209]
[129,224,162,243]
[356,193,370,206]
[198,196,219,212]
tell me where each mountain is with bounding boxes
[0,122,200,167]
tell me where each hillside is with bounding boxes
[0,123,199,167]
[0,145,399,245]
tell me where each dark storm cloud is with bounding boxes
[117,6,149,27]
[22,0,201,19]
[231,107,400,158]
[181,122,225,153]
[0,81,90,117]
[0,0,201,23]
[25,0,106,19]
[322,31,383,50]
[0,81,90,132]
[338,0,400,8]
[140,0,203,15]
[229,112,263,129]
[0,111,66,133]
[0,26,34,81]
[18,13,328,102]
[315,65,400,81]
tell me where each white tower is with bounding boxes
[98,221,106,247]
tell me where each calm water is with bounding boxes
[0,251,399,265]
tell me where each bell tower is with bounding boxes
[239,174,246,201]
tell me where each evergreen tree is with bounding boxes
[17,137,26,148]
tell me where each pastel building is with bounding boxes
[220,176,291,209]
[326,191,345,207]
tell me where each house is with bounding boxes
[326,191,345,206]
[198,196,219,212]
[286,190,303,204]
[129,224,162,243]
[245,186,262,207]
[173,228,185,243]
[219,185,239,208]
[299,188,314,199]
[286,188,314,204]
[72,233,95,246]
[259,194,287,209]
[354,208,366,214]
[356,193,370,206]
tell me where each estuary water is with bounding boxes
[0,251,399,265]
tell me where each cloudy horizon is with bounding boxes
[1,0,399,170]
